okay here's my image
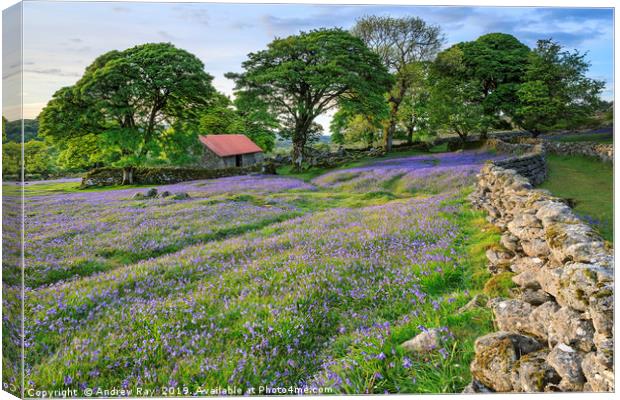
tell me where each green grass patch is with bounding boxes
[539,154,613,242]
[552,133,613,144]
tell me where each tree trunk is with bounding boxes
[406,125,414,144]
[292,139,304,172]
[122,167,134,185]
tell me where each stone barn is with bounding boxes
[199,134,264,169]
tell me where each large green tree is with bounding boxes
[396,62,434,143]
[227,28,392,169]
[516,39,604,136]
[433,33,530,135]
[352,16,443,151]
[39,43,215,183]
[429,46,488,143]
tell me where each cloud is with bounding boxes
[24,68,81,77]
[158,30,176,40]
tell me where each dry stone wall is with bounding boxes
[544,141,614,163]
[465,163,614,393]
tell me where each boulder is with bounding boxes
[492,299,533,334]
[401,328,442,353]
[145,188,158,198]
[548,307,595,352]
[171,192,190,200]
[470,332,542,392]
[510,349,560,392]
[516,288,552,306]
[527,301,561,342]
[462,379,493,393]
[131,192,144,200]
[581,352,614,392]
[157,190,172,198]
[546,343,585,391]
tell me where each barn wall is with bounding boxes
[242,152,263,166]
[201,147,225,169]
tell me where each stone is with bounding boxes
[462,379,494,393]
[536,265,563,299]
[171,192,190,200]
[470,332,543,392]
[145,188,158,198]
[512,269,541,289]
[510,257,545,274]
[486,249,513,272]
[401,328,442,353]
[593,337,613,368]
[492,299,533,334]
[556,263,608,312]
[546,343,585,390]
[521,239,550,258]
[528,301,561,342]
[581,352,614,392]
[516,288,552,306]
[501,233,521,253]
[535,202,580,226]
[510,349,560,392]
[131,192,144,200]
[157,190,172,198]
[548,307,595,353]
[458,294,488,312]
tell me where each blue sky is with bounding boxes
[5,1,615,127]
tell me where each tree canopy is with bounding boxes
[227,28,392,168]
[515,39,604,136]
[39,42,216,183]
[352,15,443,151]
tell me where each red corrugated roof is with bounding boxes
[199,134,263,157]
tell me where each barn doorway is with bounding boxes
[235,154,242,167]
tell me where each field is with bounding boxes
[540,154,614,242]
[4,150,515,395]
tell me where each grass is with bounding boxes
[13,151,512,395]
[552,133,613,144]
[539,154,614,242]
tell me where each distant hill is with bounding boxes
[4,119,39,142]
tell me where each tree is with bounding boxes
[352,15,443,151]
[227,28,392,170]
[396,62,434,143]
[516,39,604,136]
[39,43,215,183]
[429,46,488,143]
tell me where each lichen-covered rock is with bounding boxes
[581,352,614,392]
[170,192,190,200]
[401,328,441,353]
[492,299,533,333]
[471,332,543,392]
[510,256,545,274]
[556,263,610,311]
[546,343,585,391]
[510,349,560,392]
[501,233,521,253]
[462,379,494,393]
[535,202,579,226]
[512,269,541,289]
[521,238,550,257]
[486,249,513,272]
[536,265,563,299]
[516,288,552,306]
[528,301,561,342]
[548,307,595,352]
[145,187,158,198]
[589,288,614,337]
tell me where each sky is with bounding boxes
[2,1,615,132]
